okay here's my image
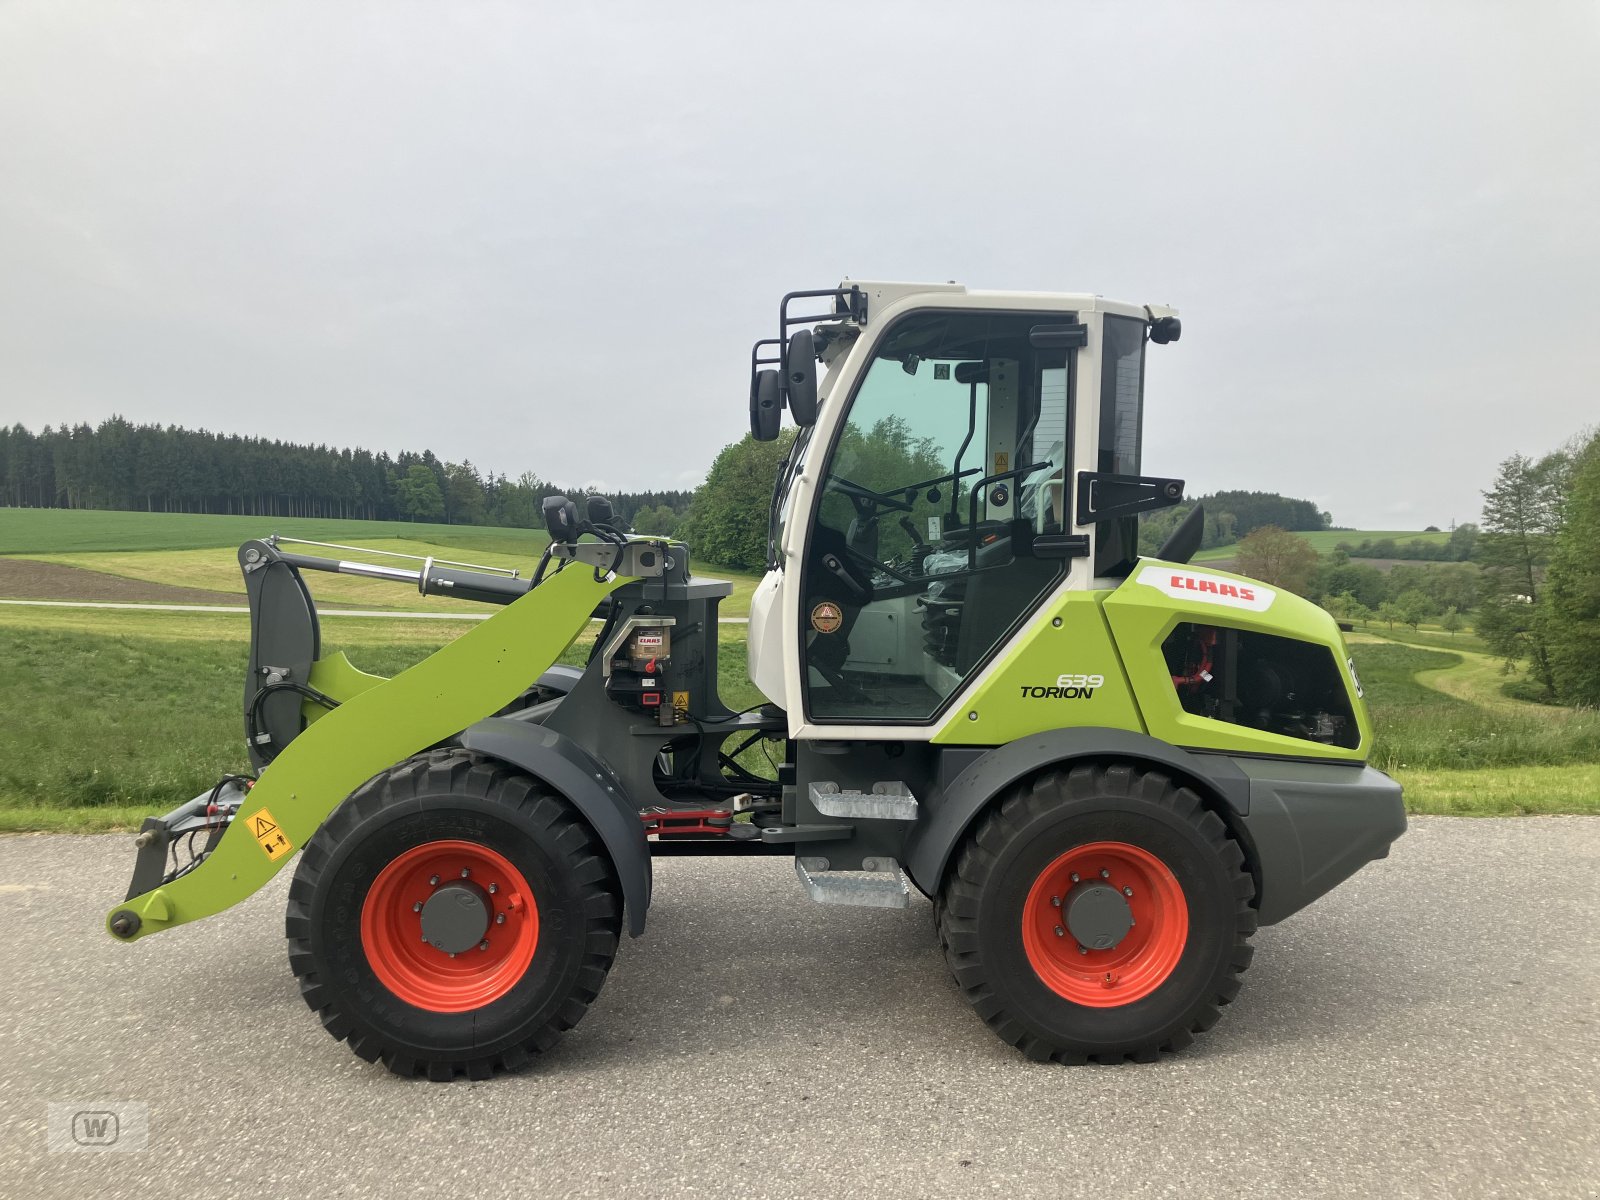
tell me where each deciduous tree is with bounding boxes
[1541,433,1600,705]
[1233,525,1318,594]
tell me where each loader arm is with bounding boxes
[105,563,633,943]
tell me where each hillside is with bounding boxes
[1192,528,1452,563]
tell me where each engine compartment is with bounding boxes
[1162,622,1359,750]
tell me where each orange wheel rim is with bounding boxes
[1021,841,1188,1007]
[360,839,539,1013]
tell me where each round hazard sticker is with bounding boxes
[810,601,843,634]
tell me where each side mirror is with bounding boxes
[785,329,819,427]
[1155,503,1205,564]
[750,369,782,442]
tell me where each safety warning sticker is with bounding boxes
[244,808,293,861]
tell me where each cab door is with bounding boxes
[797,308,1081,725]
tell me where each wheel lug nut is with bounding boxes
[429,875,440,887]
[461,868,471,879]
[412,901,423,913]
[479,941,490,952]
[495,913,506,925]
[1051,895,1061,908]
[488,884,498,895]
[1099,869,1110,879]
[1070,872,1080,883]
[1123,886,1133,897]
[1078,946,1088,956]
[1054,925,1065,938]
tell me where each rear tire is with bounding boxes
[937,762,1255,1063]
[287,749,621,1080]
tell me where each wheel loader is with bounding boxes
[105,280,1405,1079]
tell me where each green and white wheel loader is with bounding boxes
[106,281,1404,1078]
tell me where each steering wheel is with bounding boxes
[828,475,915,515]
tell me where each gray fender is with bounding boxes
[535,665,584,693]
[904,728,1252,896]
[458,717,652,937]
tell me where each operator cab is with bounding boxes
[746,281,1184,733]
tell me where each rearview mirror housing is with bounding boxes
[750,369,782,442]
[785,329,819,427]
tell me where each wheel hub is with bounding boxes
[360,839,540,1012]
[1064,882,1133,951]
[420,882,491,955]
[1021,840,1189,1008]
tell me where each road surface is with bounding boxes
[2,817,1596,1198]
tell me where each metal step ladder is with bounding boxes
[794,856,912,909]
[808,781,919,821]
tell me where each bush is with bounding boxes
[1500,678,1562,706]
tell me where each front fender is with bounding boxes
[457,718,653,937]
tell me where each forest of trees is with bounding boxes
[0,419,691,531]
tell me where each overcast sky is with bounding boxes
[2,1,1596,528]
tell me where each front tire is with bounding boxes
[287,749,621,1080]
[938,762,1256,1063]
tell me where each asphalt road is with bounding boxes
[2,818,1597,1199]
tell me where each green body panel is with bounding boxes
[932,560,1370,761]
[105,565,630,942]
[302,651,388,723]
[1102,559,1370,761]
[931,591,1143,744]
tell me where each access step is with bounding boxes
[794,856,912,909]
[808,781,919,821]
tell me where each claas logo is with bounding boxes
[1170,575,1255,601]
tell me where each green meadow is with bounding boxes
[1,510,1594,829]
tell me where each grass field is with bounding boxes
[1,508,763,617]
[1193,528,1451,562]
[1,510,1593,831]
[1349,641,1600,773]
[0,605,765,831]
[1,600,1595,830]
[0,507,555,555]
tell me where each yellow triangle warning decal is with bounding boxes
[243,807,293,862]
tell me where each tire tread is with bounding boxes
[937,762,1256,1065]
[286,748,620,1080]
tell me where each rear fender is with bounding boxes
[904,728,1252,896]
